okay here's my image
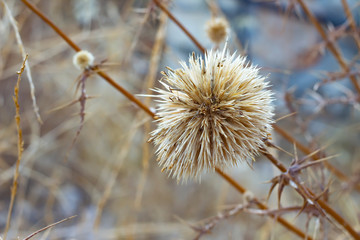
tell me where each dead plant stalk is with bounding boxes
[3,55,27,240]
[296,0,360,95]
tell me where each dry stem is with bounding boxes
[296,0,360,95]
[3,55,27,240]
[1,0,42,123]
[152,0,206,54]
[273,124,360,192]
[23,215,76,240]
[341,0,360,50]
[215,168,312,239]
[262,148,360,239]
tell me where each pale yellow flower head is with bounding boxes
[73,50,95,70]
[150,46,274,181]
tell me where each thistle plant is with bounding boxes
[150,46,274,180]
[3,1,360,239]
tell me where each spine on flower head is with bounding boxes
[150,45,274,181]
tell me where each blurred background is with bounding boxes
[1,0,360,239]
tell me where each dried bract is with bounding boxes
[73,50,95,70]
[150,46,274,180]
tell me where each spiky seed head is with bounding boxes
[150,46,274,181]
[205,17,229,44]
[73,50,95,70]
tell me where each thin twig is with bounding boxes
[2,0,42,123]
[215,168,312,240]
[23,215,76,240]
[296,0,360,95]
[341,0,360,50]
[153,0,206,54]
[3,55,27,240]
[261,148,360,239]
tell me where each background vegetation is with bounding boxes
[1,0,360,239]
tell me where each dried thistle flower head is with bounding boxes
[150,46,274,181]
[73,50,95,70]
[205,17,229,44]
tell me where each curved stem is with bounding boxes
[296,0,360,95]
[152,0,206,54]
[215,168,312,240]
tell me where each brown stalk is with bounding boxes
[341,0,360,50]
[296,0,360,95]
[21,0,155,118]
[152,0,206,54]
[215,168,311,239]
[3,55,27,240]
[262,149,360,240]
[20,1,311,239]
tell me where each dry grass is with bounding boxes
[1,0,360,239]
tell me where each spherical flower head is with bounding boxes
[150,46,274,181]
[205,17,229,44]
[73,50,95,70]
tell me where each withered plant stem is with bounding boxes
[21,0,155,118]
[262,149,360,240]
[23,215,76,240]
[341,0,360,50]
[273,124,360,192]
[153,0,206,54]
[215,168,312,239]
[3,56,27,240]
[296,0,360,95]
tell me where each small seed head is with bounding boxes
[73,50,95,70]
[205,17,229,44]
[150,46,274,181]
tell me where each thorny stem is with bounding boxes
[341,0,360,50]
[296,0,360,95]
[152,0,206,54]
[273,124,360,192]
[262,149,360,240]
[21,0,155,118]
[215,168,312,240]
